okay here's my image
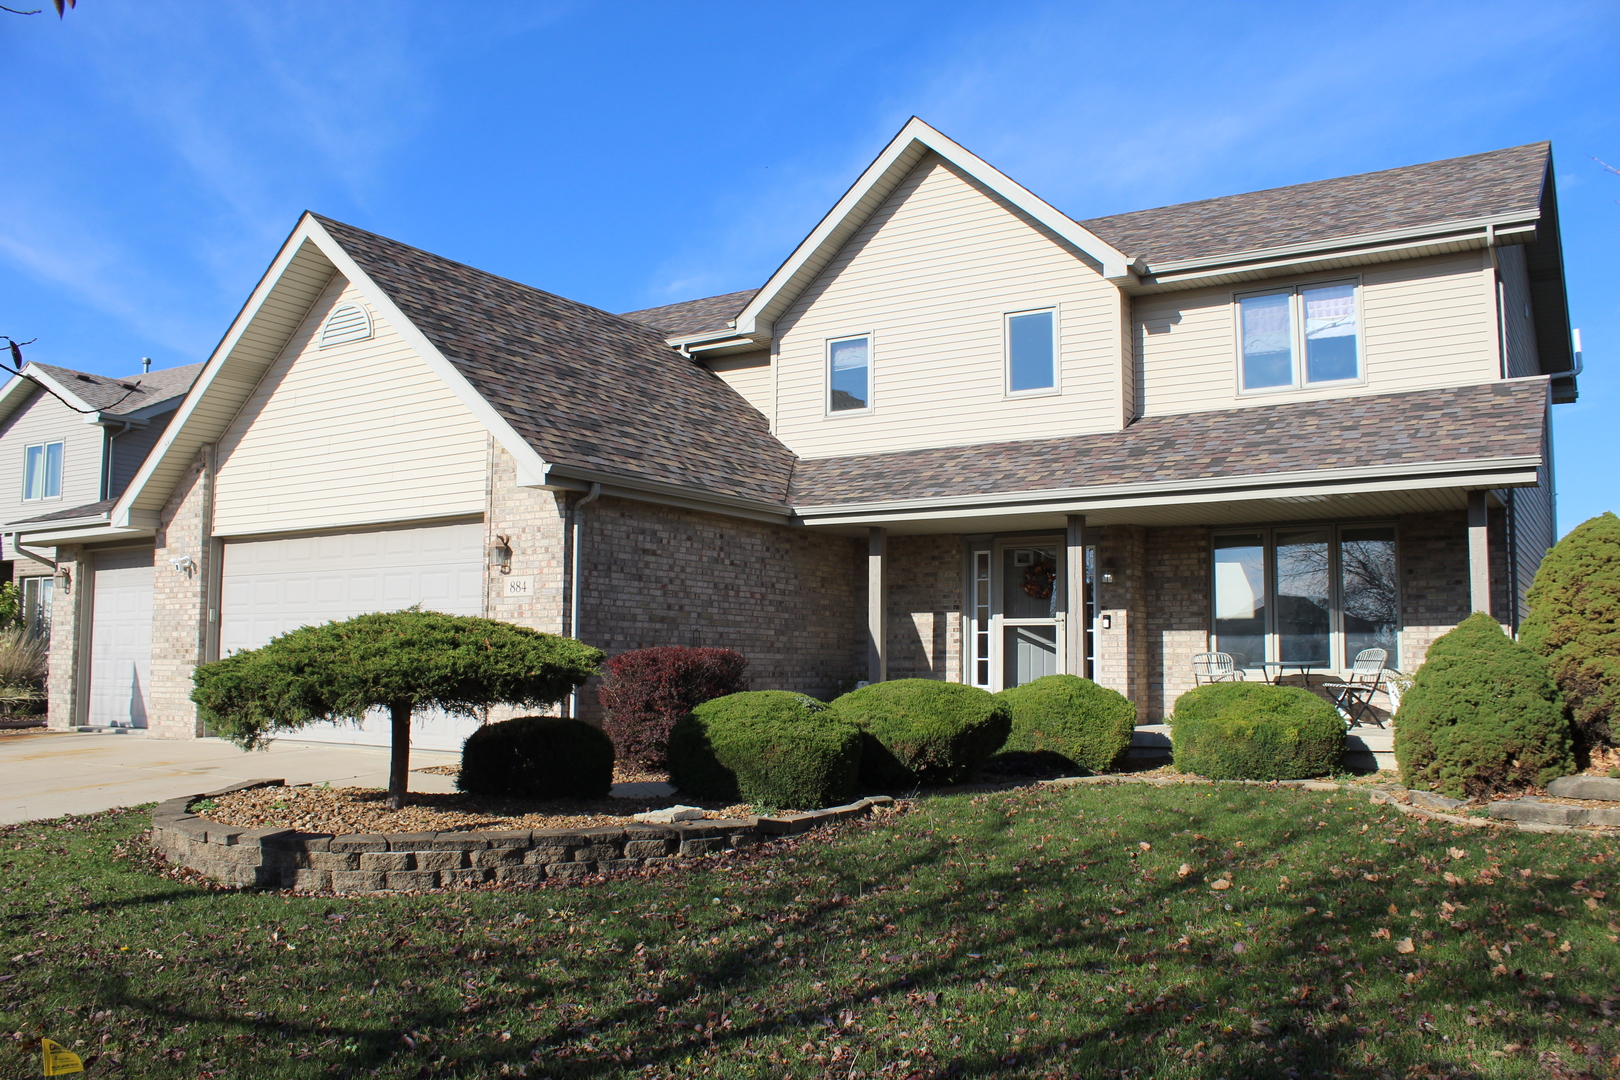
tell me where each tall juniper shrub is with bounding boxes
[598,647,749,768]
[1520,511,1620,751]
[1394,612,1573,797]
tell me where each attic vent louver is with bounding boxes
[319,303,373,348]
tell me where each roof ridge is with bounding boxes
[1076,141,1550,228]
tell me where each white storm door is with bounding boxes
[990,538,1066,692]
[88,550,155,728]
[218,522,485,751]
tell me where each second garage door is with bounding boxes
[219,521,485,750]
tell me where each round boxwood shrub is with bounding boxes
[1170,683,1345,781]
[667,691,861,810]
[1521,511,1620,751]
[457,716,614,799]
[997,674,1135,774]
[1395,612,1574,797]
[832,679,1010,787]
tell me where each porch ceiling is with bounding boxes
[800,483,1482,537]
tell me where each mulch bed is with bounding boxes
[198,782,754,834]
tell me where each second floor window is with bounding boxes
[1238,280,1360,392]
[828,335,871,412]
[23,441,63,500]
[1006,309,1056,394]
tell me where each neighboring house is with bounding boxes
[24,120,1577,748]
[0,361,201,651]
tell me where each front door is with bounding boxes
[968,538,1066,692]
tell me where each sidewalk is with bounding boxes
[0,729,462,824]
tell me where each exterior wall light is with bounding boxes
[489,536,513,575]
[1099,558,1117,585]
[168,555,196,579]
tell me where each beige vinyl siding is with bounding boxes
[1135,251,1500,417]
[1497,244,1541,379]
[212,276,488,537]
[773,153,1121,458]
[704,351,772,420]
[0,386,105,563]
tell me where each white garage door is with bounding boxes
[88,550,155,728]
[219,521,485,751]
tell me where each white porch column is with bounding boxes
[1467,491,1491,614]
[867,527,887,683]
[1066,514,1087,677]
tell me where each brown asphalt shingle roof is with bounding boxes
[314,217,795,505]
[28,362,203,415]
[7,498,117,527]
[789,381,1547,507]
[1077,142,1550,266]
[619,289,758,337]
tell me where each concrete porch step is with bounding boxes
[1129,722,1396,773]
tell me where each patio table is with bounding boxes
[1259,661,1329,689]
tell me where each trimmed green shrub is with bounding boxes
[832,679,1010,787]
[1170,683,1345,781]
[457,716,614,799]
[668,691,861,810]
[192,609,602,808]
[997,674,1135,774]
[1521,511,1620,750]
[1394,612,1574,797]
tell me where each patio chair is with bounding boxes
[1323,648,1389,728]
[1191,652,1244,686]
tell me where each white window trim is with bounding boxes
[1233,276,1365,396]
[1004,306,1060,399]
[825,332,874,417]
[22,440,64,502]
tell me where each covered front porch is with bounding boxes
[811,482,1520,726]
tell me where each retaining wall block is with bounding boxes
[329,834,389,853]
[358,852,414,872]
[412,850,470,872]
[573,844,618,863]
[602,859,644,873]
[386,832,440,851]
[679,837,730,856]
[474,848,527,868]
[477,830,533,849]
[443,868,493,887]
[494,866,547,884]
[623,839,675,858]
[291,870,332,891]
[307,851,361,872]
[523,847,572,865]
[384,870,441,891]
[545,862,591,879]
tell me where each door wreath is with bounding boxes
[1021,559,1056,600]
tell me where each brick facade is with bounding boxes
[1144,526,1211,720]
[576,495,863,708]
[148,448,214,739]
[884,534,962,682]
[44,546,83,729]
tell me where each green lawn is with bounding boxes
[3,783,1618,1079]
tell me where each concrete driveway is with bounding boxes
[0,729,462,824]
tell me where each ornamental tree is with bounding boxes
[191,610,603,809]
[1520,511,1620,750]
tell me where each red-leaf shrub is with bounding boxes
[597,646,749,767]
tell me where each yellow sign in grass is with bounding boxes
[41,1039,83,1076]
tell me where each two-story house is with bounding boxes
[24,120,1576,748]
[0,360,201,720]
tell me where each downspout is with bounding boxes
[100,418,134,501]
[566,481,602,718]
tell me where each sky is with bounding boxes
[2,0,1615,534]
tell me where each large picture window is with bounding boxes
[827,335,871,413]
[1237,280,1360,392]
[1211,523,1397,670]
[23,441,63,501]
